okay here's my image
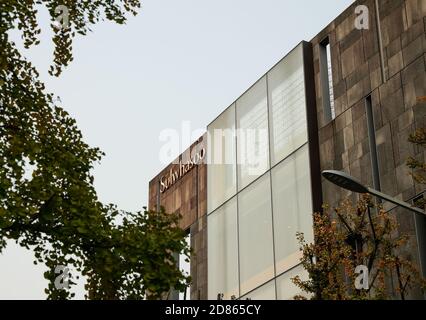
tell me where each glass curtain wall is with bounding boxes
[207,197,239,299]
[207,43,314,299]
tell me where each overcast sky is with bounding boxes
[1,0,354,299]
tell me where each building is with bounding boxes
[149,0,426,300]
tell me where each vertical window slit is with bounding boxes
[319,37,335,122]
[365,95,381,191]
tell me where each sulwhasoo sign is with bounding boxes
[160,148,206,193]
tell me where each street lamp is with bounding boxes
[322,170,425,216]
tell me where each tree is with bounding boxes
[1,1,190,299]
[293,123,426,300]
[292,195,426,300]
[81,207,191,300]
[406,127,426,199]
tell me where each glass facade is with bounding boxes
[207,43,314,299]
[207,104,237,213]
[238,174,274,295]
[207,197,239,300]
[272,144,313,275]
[236,77,269,190]
[268,46,307,165]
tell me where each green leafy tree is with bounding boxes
[1,1,190,299]
[293,196,426,300]
[82,207,191,300]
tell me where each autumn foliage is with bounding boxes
[407,127,426,186]
[293,195,426,300]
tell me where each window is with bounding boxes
[207,197,239,299]
[271,144,314,275]
[179,233,191,300]
[207,104,237,213]
[268,45,308,165]
[238,173,274,295]
[319,37,335,121]
[365,95,381,191]
[236,77,269,191]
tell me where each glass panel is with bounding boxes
[267,44,308,166]
[276,265,310,300]
[271,144,314,275]
[240,280,276,300]
[238,173,274,295]
[207,197,239,299]
[236,77,269,190]
[207,104,237,213]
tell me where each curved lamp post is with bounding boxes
[322,170,425,216]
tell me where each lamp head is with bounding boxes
[322,170,369,194]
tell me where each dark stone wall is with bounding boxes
[312,0,425,205]
[311,0,426,298]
